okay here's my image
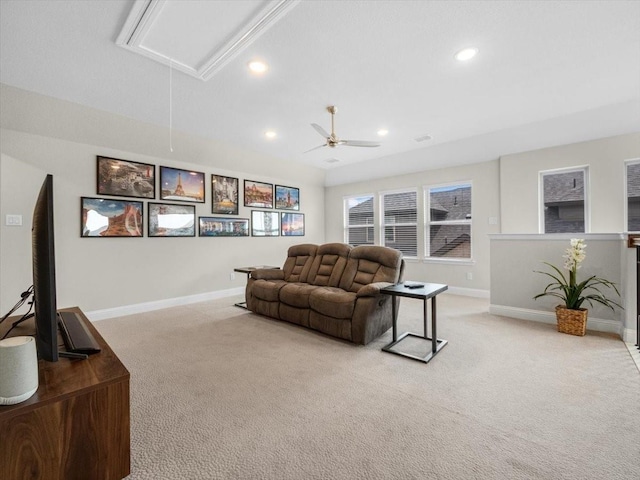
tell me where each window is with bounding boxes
[381,190,417,257]
[540,167,588,233]
[344,195,374,246]
[425,183,472,259]
[627,161,640,232]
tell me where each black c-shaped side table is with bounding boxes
[380,282,448,364]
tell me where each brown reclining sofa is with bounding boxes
[245,243,404,345]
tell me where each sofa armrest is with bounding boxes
[355,282,393,298]
[250,269,284,281]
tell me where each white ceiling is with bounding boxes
[1,0,639,186]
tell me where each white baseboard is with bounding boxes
[86,287,244,322]
[447,287,490,299]
[624,328,639,344]
[489,304,623,338]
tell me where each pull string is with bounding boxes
[169,58,174,153]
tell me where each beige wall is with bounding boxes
[0,87,326,314]
[3,83,638,334]
[325,132,639,339]
[324,160,501,292]
[495,133,639,338]
[499,133,640,234]
[490,235,624,323]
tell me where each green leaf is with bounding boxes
[533,260,622,311]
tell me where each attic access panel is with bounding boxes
[116,0,299,80]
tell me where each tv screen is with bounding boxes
[32,174,59,362]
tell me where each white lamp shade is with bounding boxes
[0,336,39,405]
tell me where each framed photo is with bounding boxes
[96,156,155,199]
[81,197,143,237]
[275,185,300,211]
[211,174,239,214]
[199,217,249,237]
[281,213,305,236]
[244,180,273,208]
[160,166,205,203]
[148,202,196,237]
[251,211,279,237]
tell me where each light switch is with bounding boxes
[6,214,23,226]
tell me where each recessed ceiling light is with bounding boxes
[377,129,389,137]
[248,60,268,74]
[454,47,478,62]
[264,130,277,139]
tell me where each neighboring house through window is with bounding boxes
[540,167,588,233]
[344,194,374,246]
[381,189,417,258]
[626,160,640,232]
[425,183,472,259]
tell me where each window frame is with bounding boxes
[625,158,640,233]
[343,193,375,246]
[423,181,473,263]
[538,166,590,234]
[379,188,418,259]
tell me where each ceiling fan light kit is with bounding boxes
[305,105,381,153]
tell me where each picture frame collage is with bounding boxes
[83,156,305,238]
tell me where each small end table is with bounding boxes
[233,265,280,309]
[380,282,448,364]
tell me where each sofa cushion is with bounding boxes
[282,244,317,282]
[251,279,287,302]
[279,283,319,309]
[339,245,402,293]
[307,243,351,287]
[309,287,357,319]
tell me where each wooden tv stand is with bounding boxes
[0,307,130,480]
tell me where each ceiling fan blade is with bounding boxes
[304,144,327,153]
[341,140,381,147]
[311,123,330,138]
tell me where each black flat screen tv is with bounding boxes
[32,174,59,362]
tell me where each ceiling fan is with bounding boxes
[305,106,381,153]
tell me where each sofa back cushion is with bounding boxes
[339,245,403,293]
[307,243,352,287]
[282,244,317,282]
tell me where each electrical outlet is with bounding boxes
[230,272,235,281]
[488,217,498,225]
[466,272,473,280]
[6,214,23,226]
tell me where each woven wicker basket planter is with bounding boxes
[555,306,588,336]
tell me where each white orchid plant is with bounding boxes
[534,239,622,311]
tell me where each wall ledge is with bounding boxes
[489,233,625,241]
[489,304,623,338]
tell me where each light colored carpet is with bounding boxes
[95,294,640,480]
